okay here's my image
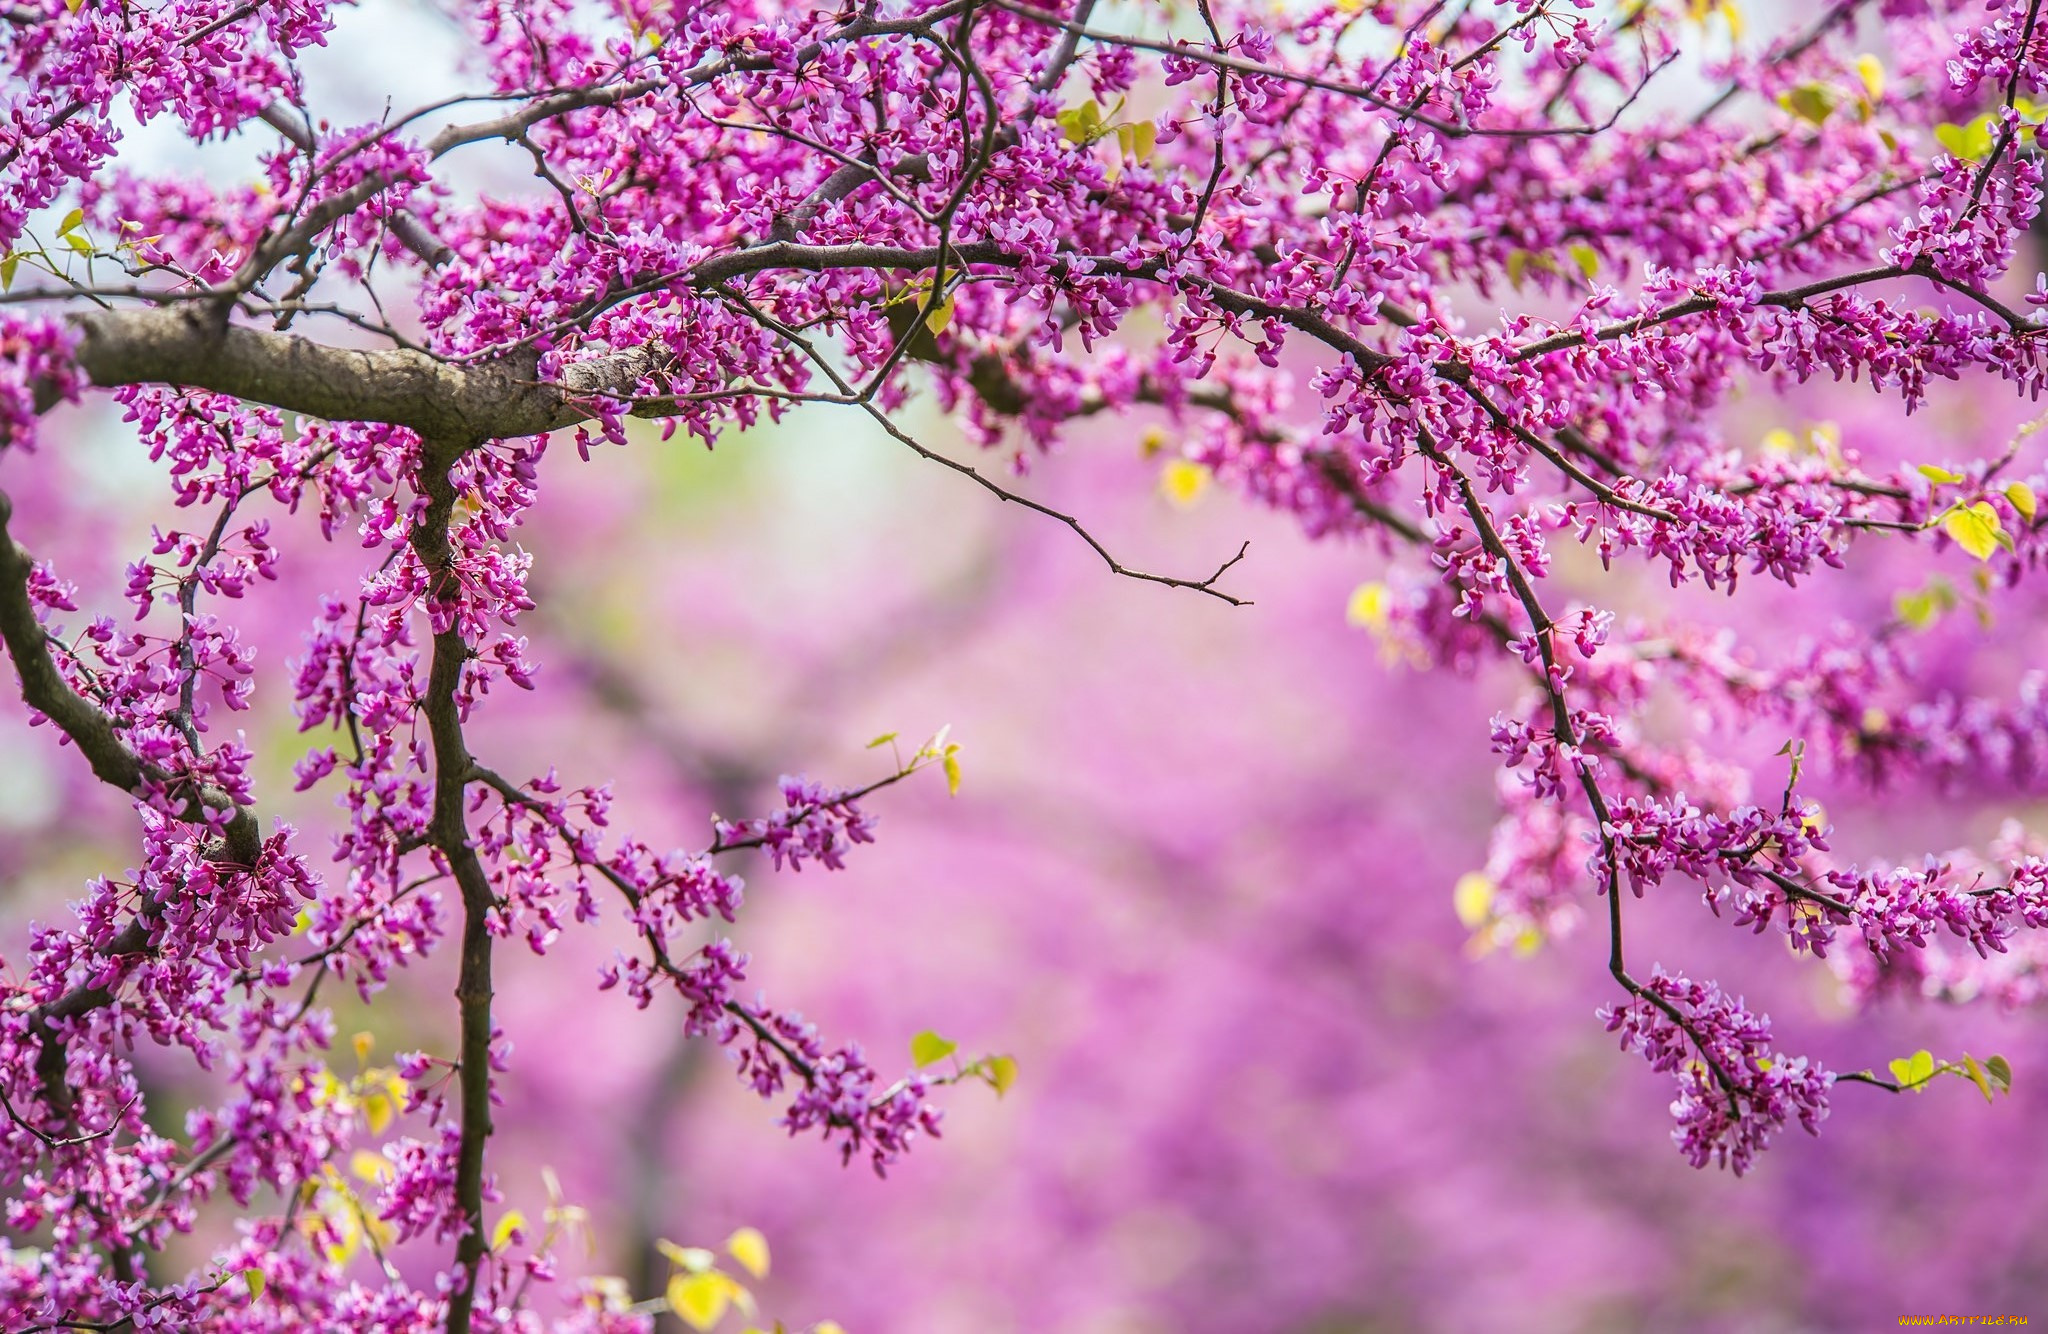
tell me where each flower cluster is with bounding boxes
[1601,970,1832,1176]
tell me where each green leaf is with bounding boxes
[910,1030,957,1068]
[1935,114,1997,162]
[1130,119,1157,164]
[56,207,83,237]
[1566,243,1599,281]
[1893,580,1956,630]
[62,231,92,254]
[1941,502,2007,561]
[1987,1054,2014,1093]
[984,1054,1019,1097]
[1779,82,1838,125]
[244,1269,265,1300]
[0,253,16,293]
[1057,100,1104,146]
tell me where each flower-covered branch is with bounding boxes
[9,0,2048,1327]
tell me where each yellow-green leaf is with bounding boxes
[1893,593,1930,629]
[1160,458,1209,507]
[57,207,83,236]
[910,1030,957,1068]
[942,747,962,797]
[244,1269,265,1300]
[865,732,897,749]
[668,1272,732,1331]
[62,231,92,254]
[1936,115,1997,162]
[922,292,955,337]
[1346,581,1391,632]
[1505,248,1531,289]
[1916,463,1965,485]
[1057,100,1104,145]
[0,253,16,292]
[1986,1054,2014,1092]
[1853,54,1885,102]
[492,1210,526,1252]
[1889,1048,1936,1089]
[1941,502,2006,561]
[350,1149,390,1182]
[985,1054,1019,1096]
[1453,872,1494,930]
[725,1226,770,1280]
[1566,243,1599,281]
[1779,83,1837,125]
[1963,1055,1996,1103]
[2008,481,2037,520]
[1130,120,1157,163]
[362,1088,395,1136]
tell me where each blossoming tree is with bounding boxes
[6,0,2048,1327]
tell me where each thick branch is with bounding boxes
[405,461,498,1334]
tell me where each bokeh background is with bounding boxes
[7,2,2048,1331]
